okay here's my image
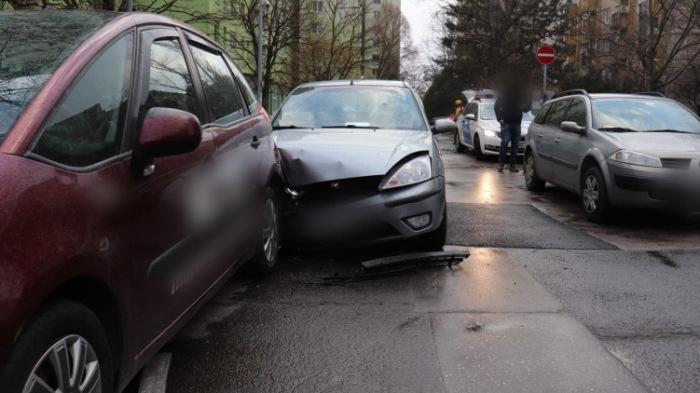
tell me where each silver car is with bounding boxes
[524,90,700,222]
[272,80,456,248]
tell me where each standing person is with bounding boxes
[453,99,465,121]
[494,80,530,173]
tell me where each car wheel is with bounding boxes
[581,166,611,223]
[455,131,465,153]
[421,207,447,251]
[524,151,545,191]
[0,299,114,393]
[249,186,280,277]
[473,134,484,160]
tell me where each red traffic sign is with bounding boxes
[536,46,556,65]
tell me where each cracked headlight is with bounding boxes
[609,150,662,168]
[380,155,432,190]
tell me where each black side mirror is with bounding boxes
[432,119,458,134]
[561,121,586,136]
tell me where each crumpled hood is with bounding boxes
[274,128,432,188]
[602,131,700,154]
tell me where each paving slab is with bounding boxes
[414,247,563,313]
[446,203,617,250]
[431,312,649,393]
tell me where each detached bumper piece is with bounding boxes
[324,251,470,282]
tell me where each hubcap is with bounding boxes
[262,198,278,265]
[23,335,101,393]
[583,175,599,213]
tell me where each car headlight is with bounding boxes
[380,155,432,190]
[609,150,662,168]
[484,129,498,137]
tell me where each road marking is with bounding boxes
[138,353,172,393]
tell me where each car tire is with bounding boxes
[421,207,447,251]
[0,299,114,393]
[473,134,484,160]
[248,186,280,277]
[455,131,465,153]
[524,151,545,191]
[581,166,611,223]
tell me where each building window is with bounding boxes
[603,39,610,52]
[312,23,323,35]
[602,8,610,24]
[373,0,380,3]
[372,54,380,61]
[373,11,380,18]
[312,1,323,13]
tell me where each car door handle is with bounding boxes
[554,138,561,143]
[250,136,261,148]
[537,133,543,138]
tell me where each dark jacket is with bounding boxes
[495,91,530,125]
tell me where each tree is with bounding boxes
[440,0,571,87]
[369,3,402,79]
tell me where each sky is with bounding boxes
[401,0,445,66]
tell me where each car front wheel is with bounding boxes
[581,166,611,223]
[473,134,484,160]
[0,300,114,393]
[455,131,465,153]
[524,151,545,191]
[249,186,280,277]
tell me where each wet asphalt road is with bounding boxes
[163,133,700,392]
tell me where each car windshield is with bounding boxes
[592,98,700,133]
[480,103,533,121]
[272,85,427,131]
[0,11,118,143]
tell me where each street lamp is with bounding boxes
[257,0,271,103]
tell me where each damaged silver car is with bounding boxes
[272,80,456,249]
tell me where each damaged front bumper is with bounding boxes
[284,176,446,245]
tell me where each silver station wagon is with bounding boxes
[523,90,700,222]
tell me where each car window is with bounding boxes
[0,11,119,144]
[32,33,133,167]
[534,103,552,124]
[545,99,570,128]
[273,86,427,131]
[480,103,497,120]
[226,57,258,108]
[592,98,700,133]
[141,38,199,122]
[565,99,587,128]
[465,102,478,116]
[189,45,246,125]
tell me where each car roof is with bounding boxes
[295,80,408,88]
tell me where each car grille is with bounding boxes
[297,176,383,206]
[660,158,691,169]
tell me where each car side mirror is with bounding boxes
[561,121,586,136]
[465,114,476,121]
[432,118,458,134]
[131,107,202,178]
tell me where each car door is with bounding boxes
[128,27,219,356]
[462,102,477,146]
[552,98,589,190]
[535,99,571,181]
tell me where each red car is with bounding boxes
[0,10,283,393]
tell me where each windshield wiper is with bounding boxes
[598,126,639,132]
[272,125,305,130]
[644,129,693,134]
[321,125,380,129]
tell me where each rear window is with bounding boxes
[273,86,427,131]
[0,11,119,143]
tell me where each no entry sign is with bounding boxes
[536,46,556,65]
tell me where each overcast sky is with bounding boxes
[401,0,445,66]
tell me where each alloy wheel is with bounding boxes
[23,334,101,393]
[583,175,600,213]
[525,154,535,183]
[262,198,279,265]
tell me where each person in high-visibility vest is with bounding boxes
[453,99,465,121]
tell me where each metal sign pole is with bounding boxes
[543,65,547,93]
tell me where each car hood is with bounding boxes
[602,131,700,154]
[274,128,432,189]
